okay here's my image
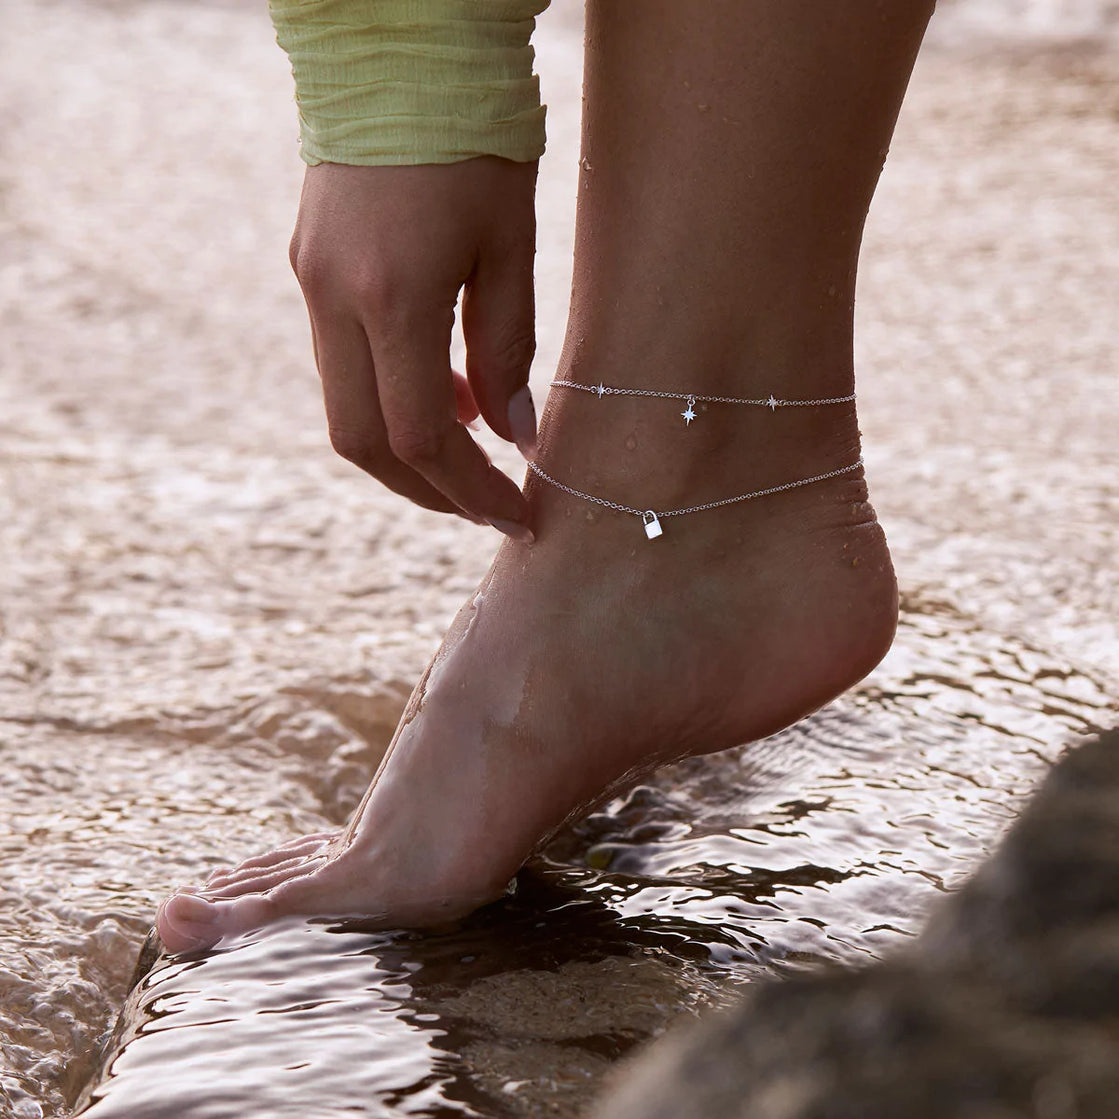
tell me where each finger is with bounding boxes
[367,306,533,540]
[452,369,481,427]
[309,311,468,518]
[462,209,538,459]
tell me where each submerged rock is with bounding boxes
[593,728,1119,1119]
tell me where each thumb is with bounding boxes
[462,237,538,460]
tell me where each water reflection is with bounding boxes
[75,605,1114,1118]
[78,888,724,1119]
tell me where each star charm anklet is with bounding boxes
[550,379,856,426]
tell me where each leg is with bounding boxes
[158,0,933,952]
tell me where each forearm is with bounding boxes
[269,0,549,166]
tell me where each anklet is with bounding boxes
[527,457,863,540]
[550,379,856,426]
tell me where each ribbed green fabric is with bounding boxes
[269,0,549,166]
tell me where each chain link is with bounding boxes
[550,379,856,408]
[526,458,864,521]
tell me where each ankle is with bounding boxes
[559,296,858,402]
[532,372,863,524]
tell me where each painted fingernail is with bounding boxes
[488,518,535,544]
[507,386,537,461]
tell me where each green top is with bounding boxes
[268,0,550,166]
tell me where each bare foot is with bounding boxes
[157,385,897,952]
[156,0,930,954]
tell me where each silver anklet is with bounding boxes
[527,457,864,540]
[550,379,856,426]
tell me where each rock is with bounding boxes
[592,729,1119,1119]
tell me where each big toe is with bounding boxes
[157,891,274,954]
[157,891,223,953]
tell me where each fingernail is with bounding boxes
[507,386,537,461]
[488,518,534,544]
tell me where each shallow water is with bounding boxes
[934,0,1119,42]
[2,1,1117,1117]
[64,604,1114,1119]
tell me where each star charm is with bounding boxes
[681,404,697,425]
[766,394,780,411]
[595,383,607,398]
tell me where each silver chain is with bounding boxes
[526,457,864,521]
[536,378,860,537]
[550,379,856,409]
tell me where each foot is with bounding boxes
[157,383,897,953]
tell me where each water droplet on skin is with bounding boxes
[625,434,638,451]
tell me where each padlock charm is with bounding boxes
[643,511,663,540]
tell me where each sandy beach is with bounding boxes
[1,2,1116,1116]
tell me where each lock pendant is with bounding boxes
[643,511,663,540]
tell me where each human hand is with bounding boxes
[289,157,539,539]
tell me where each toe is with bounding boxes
[247,832,337,863]
[207,852,321,891]
[204,836,335,888]
[157,892,222,953]
[204,855,328,899]
[157,891,278,955]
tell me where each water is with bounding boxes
[2,1,1117,1116]
[933,0,1119,43]
[63,608,1116,1118]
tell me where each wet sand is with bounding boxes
[1,2,1117,1116]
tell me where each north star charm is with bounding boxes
[681,395,697,425]
[643,511,663,539]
